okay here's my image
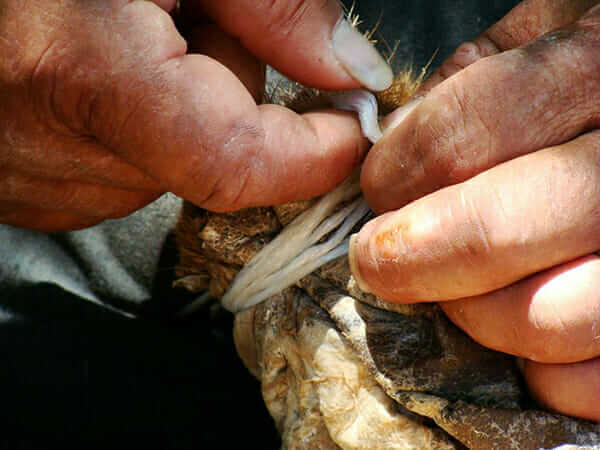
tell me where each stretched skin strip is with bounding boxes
[221,89,380,313]
[220,174,361,311]
[234,199,370,311]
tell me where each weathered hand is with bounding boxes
[0,0,392,231]
[350,0,600,421]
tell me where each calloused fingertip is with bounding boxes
[349,232,373,294]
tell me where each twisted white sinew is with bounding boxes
[220,89,381,313]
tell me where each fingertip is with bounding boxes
[203,0,392,90]
[189,105,370,212]
[348,212,422,302]
[331,17,394,91]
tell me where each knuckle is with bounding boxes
[101,90,146,151]
[447,186,493,264]
[522,25,600,133]
[414,88,469,184]
[192,119,265,211]
[426,80,497,184]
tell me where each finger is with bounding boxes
[187,24,265,102]
[523,358,600,422]
[350,130,600,303]
[0,209,103,232]
[440,255,600,363]
[0,172,161,219]
[362,4,600,213]
[196,0,392,91]
[420,0,599,93]
[83,3,369,211]
[1,134,161,192]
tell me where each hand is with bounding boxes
[350,0,600,421]
[0,0,392,231]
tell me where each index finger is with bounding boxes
[350,130,600,303]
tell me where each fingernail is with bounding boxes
[381,97,423,132]
[349,233,372,293]
[332,18,393,92]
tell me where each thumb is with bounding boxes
[196,0,393,91]
[81,2,369,211]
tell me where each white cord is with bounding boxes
[182,89,381,315]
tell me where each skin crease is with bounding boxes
[0,0,375,231]
[350,0,600,422]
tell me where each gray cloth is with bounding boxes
[0,193,182,314]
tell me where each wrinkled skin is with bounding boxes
[351,0,600,422]
[0,0,381,231]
